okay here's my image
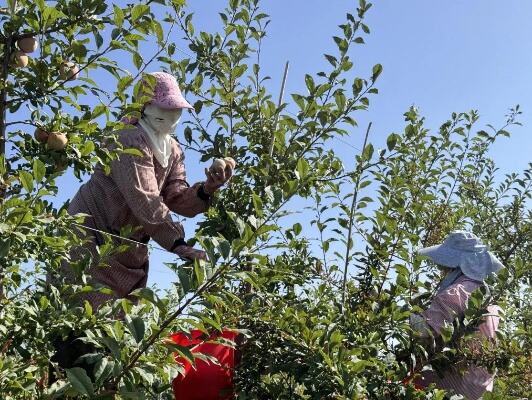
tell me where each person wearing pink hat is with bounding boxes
[58,71,234,308]
[49,72,234,378]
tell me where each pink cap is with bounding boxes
[144,72,193,110]
[121,72,193,125]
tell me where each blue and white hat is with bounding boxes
[418,231,504,282]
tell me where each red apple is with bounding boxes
[17,37,38,53]
[34,127,49,143]
[47,132,68,151]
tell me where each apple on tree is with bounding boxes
[210,158,226,177]
[59,61,80,81]
[34,127,49,143]
[46,132,68,151]
[16,37,38,53]
[12,50,28,68]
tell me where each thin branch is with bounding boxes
[268,61,289,157]
[341,122,371,310]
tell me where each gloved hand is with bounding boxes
[174,244,207,262]
[204,157,235,194]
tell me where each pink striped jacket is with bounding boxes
[411,275,499,400]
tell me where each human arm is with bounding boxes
[162,145,235,216]
[110,131,205,260]
[161,143,211,217]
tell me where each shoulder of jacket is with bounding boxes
[115,126,151,149]
[169,137,185,159]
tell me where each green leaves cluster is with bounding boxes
[0,0,529,398]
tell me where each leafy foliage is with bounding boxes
[0,0,529,399]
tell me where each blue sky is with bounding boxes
[46,1,532,291]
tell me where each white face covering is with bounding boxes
[138,104,182,168]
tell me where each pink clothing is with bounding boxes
[414,276,499,400]
[60,125,209,309]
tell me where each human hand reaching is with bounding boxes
[204,157,236,194]
[174,244,207,262]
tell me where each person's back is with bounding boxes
[411,231,504,400]
[413,275,499,399]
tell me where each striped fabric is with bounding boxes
[58,125,210,309]
[412,275,499,400]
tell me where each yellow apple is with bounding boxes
[210,158,226,177]
[224,157,236,170]
[13,51,28,68]
[47,132,68,151]
[17,37,38,53]
[59,61,80,81]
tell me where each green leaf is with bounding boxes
[80,141,95,157]
[177,265,193,293]
[94,358,113,385]
[113,5,124,27]
[165,342,195,365]
[122,148,144,157]
[131,4,149,22]
[296,158,310,180]
[194,261,205,285]
[126,316,145,343]
[252,194,263,217]
[152,20,164,43]
[19,170,34,192]
[371,63,383,82]
[84,301,92,317]
[362,143,374,160]
[101,336,120,359]
[386,133,398,151]
[35,0,45,12]
[0,237,11,259]
[291,94,306,110]
[440,325,454,343]
[66,367,94,397]
[133,53,143,70]
[324,54,337,66]
[32,159,45,183]
[305,74,315,93]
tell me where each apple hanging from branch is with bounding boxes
[224,156,236,172]
[12,51,28,68]
[59,61,80,81]
[34,127,49,143]
[47,132,68,151]
[16,37,38,53]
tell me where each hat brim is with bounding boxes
[417,244,462,269]
[418,245,505,281]
[151,95,194,110]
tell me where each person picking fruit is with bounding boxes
[408,231,504,400]
[55,71,235,311]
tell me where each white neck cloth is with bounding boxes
[138,104,182,168]
[138,118,172,168]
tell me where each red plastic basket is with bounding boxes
[171,330,239,400]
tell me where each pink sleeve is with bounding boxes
[478,305,500,339]
[110,131,185,251]
[161,142,210,218]
[422,280,481,334]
